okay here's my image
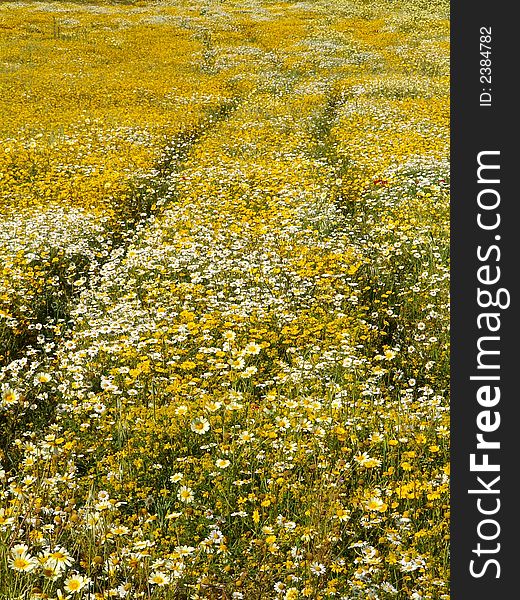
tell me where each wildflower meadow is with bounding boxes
[0,1,449,598]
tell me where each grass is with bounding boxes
[0,1,449,598]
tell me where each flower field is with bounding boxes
[0,1,449,598]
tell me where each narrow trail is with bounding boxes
[0,3,450,595]
[0,94,242,459]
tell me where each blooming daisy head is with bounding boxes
[175,545,195,556]
[177,485,194,504]
[41,562,62,581]
[110,525,129,536]
[244,341,262,355]
[238,430,254,443]
[2,388,19,406]
[229,357,245,370]
[335,507,350,522]
[34,372,52,384]
[8,552,37,573]
[46,546,74,569]
[354,452,370,466]
[64,573,90,593]
[11,543,30,557]
[190,417,210,435]
[205,400,222,412]
[366,497,388,512]
[240,365,258,378]
[310,562,326,576]
[148,571,171,586]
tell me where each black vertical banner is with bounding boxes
[451,1,517,598]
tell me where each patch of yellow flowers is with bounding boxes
[0,1,449,598]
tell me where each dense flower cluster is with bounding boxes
[1,1,449,598]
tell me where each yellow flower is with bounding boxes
[354,452,381,467]
[335,507,350,522]
[178,486,194,504]
[34,372,52,384]
[149,571,171,586]
[2,387,19,405]
[190,417,210,435]
[244,341,262,355]
[63,574,90,593]
[366,497,388,512]
[43,546,74,570]
[9,554,37,573]
[239,430,255,443]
